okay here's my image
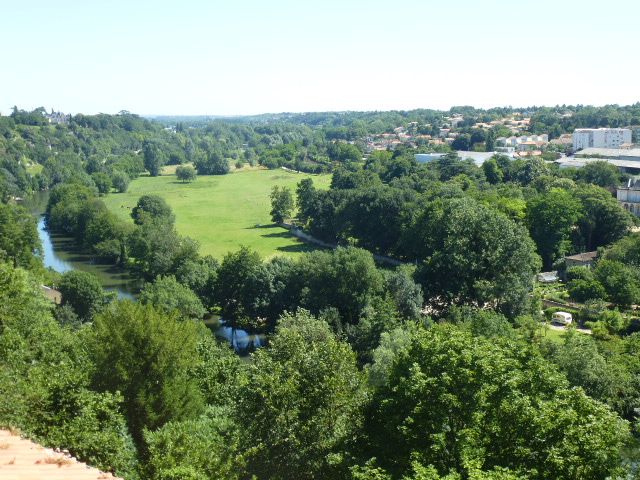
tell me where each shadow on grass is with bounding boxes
[276,243,320,254]
[261,230,292,239]
[247,223,280,229]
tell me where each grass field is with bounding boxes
[540,325,565,344]
[103,167,332,259]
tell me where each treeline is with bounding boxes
[297,150,634,278]
[1,108,369,197]
[529,104,640,137]
[3,104,640,201]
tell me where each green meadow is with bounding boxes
[103,167,332,259]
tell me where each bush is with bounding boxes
[111,170,130,193]
[176,165,197,183]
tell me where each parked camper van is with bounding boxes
[552,311,572,325]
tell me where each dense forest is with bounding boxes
[2,105,640,479]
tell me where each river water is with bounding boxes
[25,191,265,352]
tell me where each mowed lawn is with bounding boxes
[103,168,332,259]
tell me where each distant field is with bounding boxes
[103,168,332,259]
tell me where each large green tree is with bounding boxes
[411,198,540,317]
[139,274,206,320]
[575,184,633,251]
[89,301,205,446]
[269,185,294,223]
[194,149,230,175]
[131,194,175,225]
[143,139,167,177]
[238,310,366,480]
[57,270,110,322]
[526,188,582,269]
[363,324,629,479]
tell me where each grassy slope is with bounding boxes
[103,168,332,259]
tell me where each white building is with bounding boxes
[618,179,640,216]
[572,128,632,151]
[496,134,548,152]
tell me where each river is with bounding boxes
[25,191,265,352]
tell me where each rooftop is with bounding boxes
[574,128,632,132]
[556,157,640,169]
[0,429,122,480]
[565,251,597,262]
[576,148,640,158]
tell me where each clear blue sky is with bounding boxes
[2,0,638,115]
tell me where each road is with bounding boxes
[548,323,592,335]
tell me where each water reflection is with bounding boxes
[205,316,266,355]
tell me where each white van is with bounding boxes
[552,311,573,325]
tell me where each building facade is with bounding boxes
[617,178,640,216]
[573,128,632,151]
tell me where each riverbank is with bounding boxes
[27,194,262,353]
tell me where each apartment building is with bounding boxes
[572,128,632,151]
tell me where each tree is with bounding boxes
[212,246,266,328]
[297,247,385,325]
[128,221,199,280]
[436,152,480,181]
[269,185,294,223]
[364,324,629,479]
[139,275,206,320]
[194,149,229,175]
[111,170,130,193]
[91,172,112,194]
[90,301,204,446]
[511,157,550,185]
[594,259,640,307]
[131,194,175,225]
[0,202,41,269]
[176,165,197,183]
[143,140,167,177]
[384,266,424,320]
[568,277,607,302]
[485,130,496,151]
[482,158,503,184]
[552,333,634,415]
[574,184,633,251]
[578,161,621,189]
[144,407,241,480]
[526,188,583,269]
[238,310,366,480]
[296,178,316,224]
[411,198,541,317]
[57,270,110,322]
[451,133,471,151]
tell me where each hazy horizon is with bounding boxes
[3,0,639,116]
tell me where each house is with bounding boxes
[564,251,598,269]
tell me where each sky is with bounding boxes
[1,0,639,116]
